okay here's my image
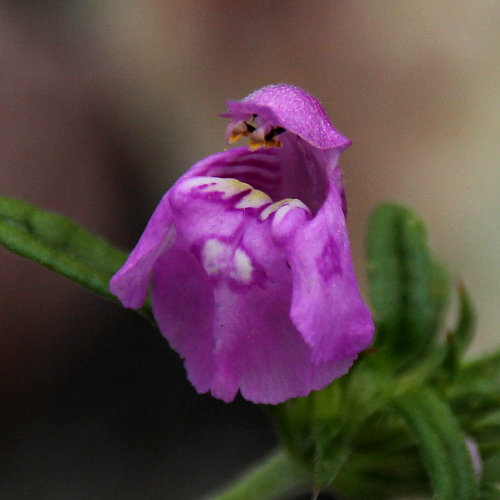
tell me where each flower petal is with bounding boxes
[208,215,356,404]
[151,239,216,395]
[109,192,175,308]
[271,172,374,364]
[150,167,356,404]
[224,84,351,150]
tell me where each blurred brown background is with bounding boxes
[1,1,499,498]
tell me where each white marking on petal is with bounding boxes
[274,201,308,225]
[202,239,230,276]
[260,198,311,221]
[181,176,218,190]
[260,200,286,220]
[235,189,272,209]
[183,176,271,210]
[181,176,250,198]
[200,178,252,198]
[202,239,254,284]
[231,249,253,283]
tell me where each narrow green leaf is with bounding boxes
[474,410,500,431]
[395,388,478,500]
[480,482,500,499]
[467,410,500,457]
[270,397,318,466]
[430,260,451,335]
[312,425,349,488]
[366,204,406,345]
[0,196,152,320]
[332,446,428,499]
[460,350,500,383]
[443,284,476,376]
[482,453,500,489]
[453,283,476,354]
[448,350,500,423]
[366,203,450,363]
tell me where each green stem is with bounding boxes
[205,449,312,500]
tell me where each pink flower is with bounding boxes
[110,84,374,404]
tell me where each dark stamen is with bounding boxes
[244,121,256,133]
[265,127,286,142]
[244,114,260,133]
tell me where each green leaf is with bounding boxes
[312,423,349,489]
[474,410,500,432]
[395,388,478,499]
[0,196,152,320]
[482,452,500,488]
[452,283,476,355]
[459,350,500,385]
[466,411,500,459]
[270,398,318,467]
[443,284,476,376]
[271,362,391,490]
[332,445,428,499]
[448,350,500,426]
[480,482,500,499]
[366,203,450,364]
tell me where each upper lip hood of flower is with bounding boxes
[223,84,352,151]
[109,84,374,405]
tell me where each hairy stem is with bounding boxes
[205,449,312,500]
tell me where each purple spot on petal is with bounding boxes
[317,237,342,280]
